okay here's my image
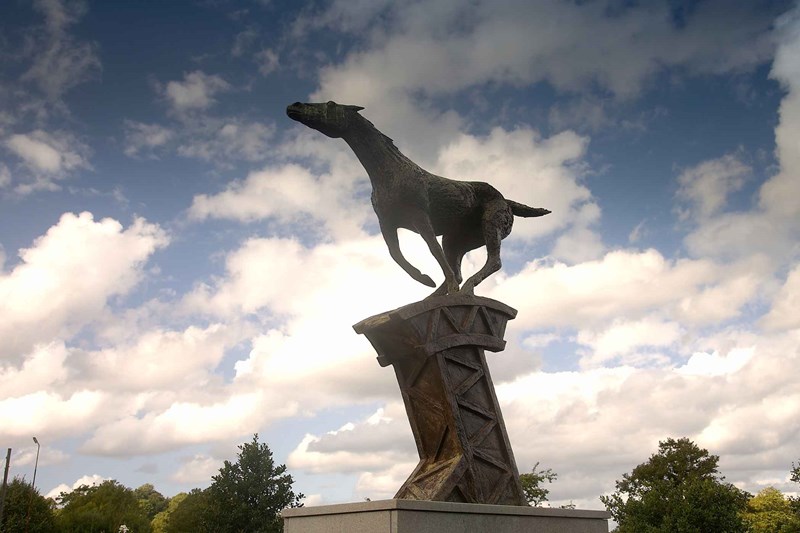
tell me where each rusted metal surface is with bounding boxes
[354,295,527,506]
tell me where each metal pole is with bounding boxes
[24,438,39,533]
[30,439,39,495]
[0,448,11,532]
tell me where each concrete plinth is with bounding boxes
[282,499,610,533]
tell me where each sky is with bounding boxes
[1,0,799,511]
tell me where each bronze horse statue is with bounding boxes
[287,101,550,295]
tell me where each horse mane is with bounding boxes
[354,112,402,156]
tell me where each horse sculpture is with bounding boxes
[286,100,551,295]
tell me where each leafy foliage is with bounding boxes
[790,461,800,519]
[203,434,304,533]
[600,437,749,533]
[151,492,187,533]
[134,483,168,521]
[0,477,57,533]
[741,487,800,533]
[56,480,151,533]
[164,489,210,533]
[519,462,557,506]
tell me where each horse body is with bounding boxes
[286,100,550,295]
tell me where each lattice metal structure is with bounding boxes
[354,295,527,506]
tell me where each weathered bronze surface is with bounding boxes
[287,101,550,296]
[354,295,527,506]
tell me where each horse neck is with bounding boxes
[342,120,419,186]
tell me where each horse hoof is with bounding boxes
[419,274,436,287]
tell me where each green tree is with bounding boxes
[56,480,151,533]
[151,492,187,533]
[790,461,800,518]
[164,489,210,533]
[741,487,800,532]
[134,483,168,521]
[600,437,749,533]
[0,477,57,533]
[203,434,303,533]
[519,462,557,506]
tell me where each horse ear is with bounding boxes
[346,105,365,112]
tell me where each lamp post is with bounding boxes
[31,437,40,493]
[25,437,40,533]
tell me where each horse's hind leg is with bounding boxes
[460,203,511,294]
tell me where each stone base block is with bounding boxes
[283,499,610,533]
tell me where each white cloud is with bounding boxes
[81,391,282,455]
[46,474,108,500]
[434,127,592,243]
[764,6,800,219]
[286,326,799,507]
[81,323,246,392]
[255,48,279,76]
[760,263,800,331]
[175,118,275,165]
[188,160,368,240]
[576,317,682,368]
[13,444,68,468]
[0,390,111,440]
[123,121,174,157]
[164,71,231,113]
[0,163,12,188]
[677,347,754,377]
[171,453,221,484]
[3,130,90,191]
[0,342,70,398]
[22,0,100,104]
[0,212,169,359]
[488,249,715,329]
[550,203,604,263]
[231,28,258,57]
[680,7,800,260]
[123,114,274,166]
[288,405,414,474]
[676,154,750,220]
[6,132,74,172]
[311,0,777,104]
[355,462,419,501]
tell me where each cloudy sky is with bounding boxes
[2,0,799,510]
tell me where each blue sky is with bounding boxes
[2,0,800,510]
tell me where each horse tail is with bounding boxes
[507,199,551,218]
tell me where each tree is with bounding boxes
[741,487,800,532]
[519,462,557,506]
[151,492,187,533]
[56,480,151,533]
[600,437,749,533]
[791,461,800,518]
[164,489,210,533]
[134,483,168,521]
[204,434,303,533]
[0,477,57,533]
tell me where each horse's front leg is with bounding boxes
[380,221,436,287]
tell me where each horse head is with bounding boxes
[286,100,365,138]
